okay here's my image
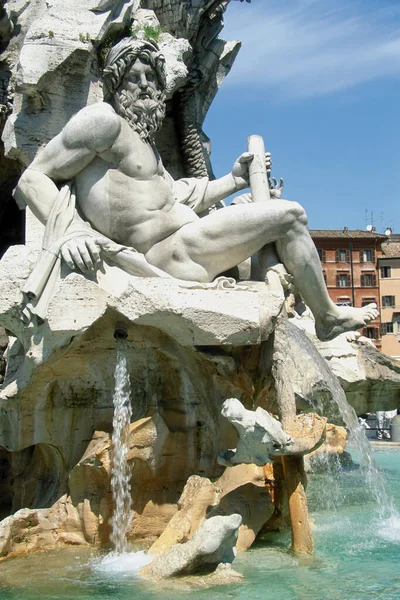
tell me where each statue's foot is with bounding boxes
[315,303,379,342]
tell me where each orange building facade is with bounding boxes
[379,234,400,359]
[310,228,387,348]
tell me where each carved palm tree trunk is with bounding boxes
[272,318,314,554]
[248,139,314,554]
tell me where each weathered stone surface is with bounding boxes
[140,513,242,580]
[0,442,66,516]
[148,475,218,555]
[253,317,349,424]
[292,313,400,414]
[0,497,87,559]
[0,246,284,393]
[210,465,274,552]
[148,463,276,556]
[3,0,138,165]
[283,413,327,456]
[0,430,277,561]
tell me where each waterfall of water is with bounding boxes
[332,385,398,523]
[308,452,344,512]
[110,341,133,553]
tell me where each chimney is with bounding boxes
[371,226,376,233]
[385,227,392,236]
[343,226,349,234]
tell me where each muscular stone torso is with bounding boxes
[75,117,198,254]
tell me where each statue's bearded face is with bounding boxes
[112,58,166,140]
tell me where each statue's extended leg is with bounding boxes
[145,200,378,340]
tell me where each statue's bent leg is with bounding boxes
[146,198,379,341]
[146,200,305,282]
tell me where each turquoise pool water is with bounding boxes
[1,447,399,600]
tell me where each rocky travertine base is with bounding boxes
[148,464,277,556]
[292,312,400,415]
[140,514,242,580]
[0,429,284,559]
[0,498,87,560]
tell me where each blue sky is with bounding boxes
[204,0,400,233]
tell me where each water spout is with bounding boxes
[114,323,128,341]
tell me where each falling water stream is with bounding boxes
[109,340,133,553]
[331,382,399,525]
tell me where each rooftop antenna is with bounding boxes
[365,208,368,229]
[370,211,374,227]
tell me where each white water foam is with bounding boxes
[377,514,400,542]
[90,550,153,575]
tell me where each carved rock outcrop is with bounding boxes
[292,313,400,415]
[140,513,242,579]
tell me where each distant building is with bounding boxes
[310,228,387,349]
[379,232,400,360]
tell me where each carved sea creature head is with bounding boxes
[102,37,167,139]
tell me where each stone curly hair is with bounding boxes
[102,37,167,102]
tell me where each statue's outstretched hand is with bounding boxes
[231,151,272,189]
[60,235,104,273]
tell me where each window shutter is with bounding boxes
[336,250,339,262]
[359,251,363,263]
[346,249,350,262]
[372,274,376,286]
[322,249,326,262]
[361,274,365,286]
[336,274,340,286]
[371,249,375,262]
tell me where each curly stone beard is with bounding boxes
[112,88,166,141]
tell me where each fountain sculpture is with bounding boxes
[0,0,399,580]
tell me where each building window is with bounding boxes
[361,297,376,307]
[336,273,351,287]
[364,327,379,339]
[317,248,326,262]
[336,249,349,263]
[361,273,376,287]
[382,295,396,308]
[381,322,394,335]
[380,266,391,278]
[360,249,375,263]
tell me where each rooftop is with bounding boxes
[310,229,388,240]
